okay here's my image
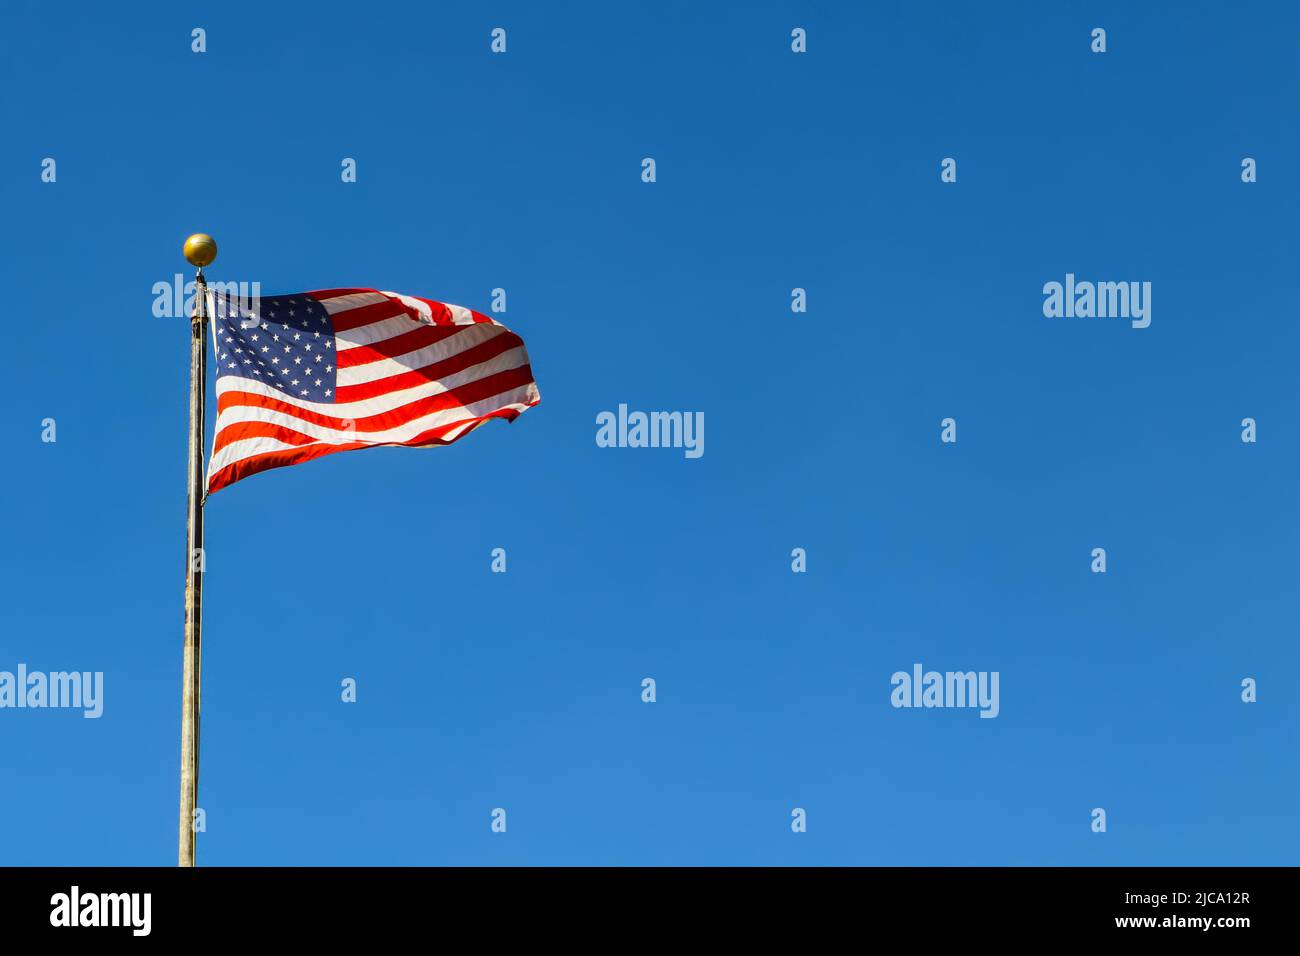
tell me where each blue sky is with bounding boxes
[1,0,1297,865]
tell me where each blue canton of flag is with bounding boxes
[212,292,338,403]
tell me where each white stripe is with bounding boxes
[213,378,537,453]
[217,344,531,418]
[316,291,390,314]
[336,323,505,386]
[215,387,535,452]
[208,436,302,472]
[376,292,486,327]
[335,315,423,351]
[439,419,484,442]
[319,292,497,351]
[377,291,434,325]
[208,393,536,477]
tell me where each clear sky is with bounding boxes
[1,0,1297,865]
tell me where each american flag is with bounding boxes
[205,288,540,494]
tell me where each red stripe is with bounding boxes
[212,419,316,455]
[336,331,524,403]
[328,298,410,333]
[212,377,534,456]
[407,295,494,325]
[400,406,523,445]
[308,288,376,301]
[216,411,510,460]
[336,323,471,369]
[207,404,534,494]
[217,364,537,435]
[309,289,499,332]
[208,441,370,494]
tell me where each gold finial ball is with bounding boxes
[183,233,218,268]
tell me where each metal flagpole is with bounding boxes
[178,233,217,867]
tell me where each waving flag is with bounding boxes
[205,288,539,494]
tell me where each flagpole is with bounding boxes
[178,233,217,867]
